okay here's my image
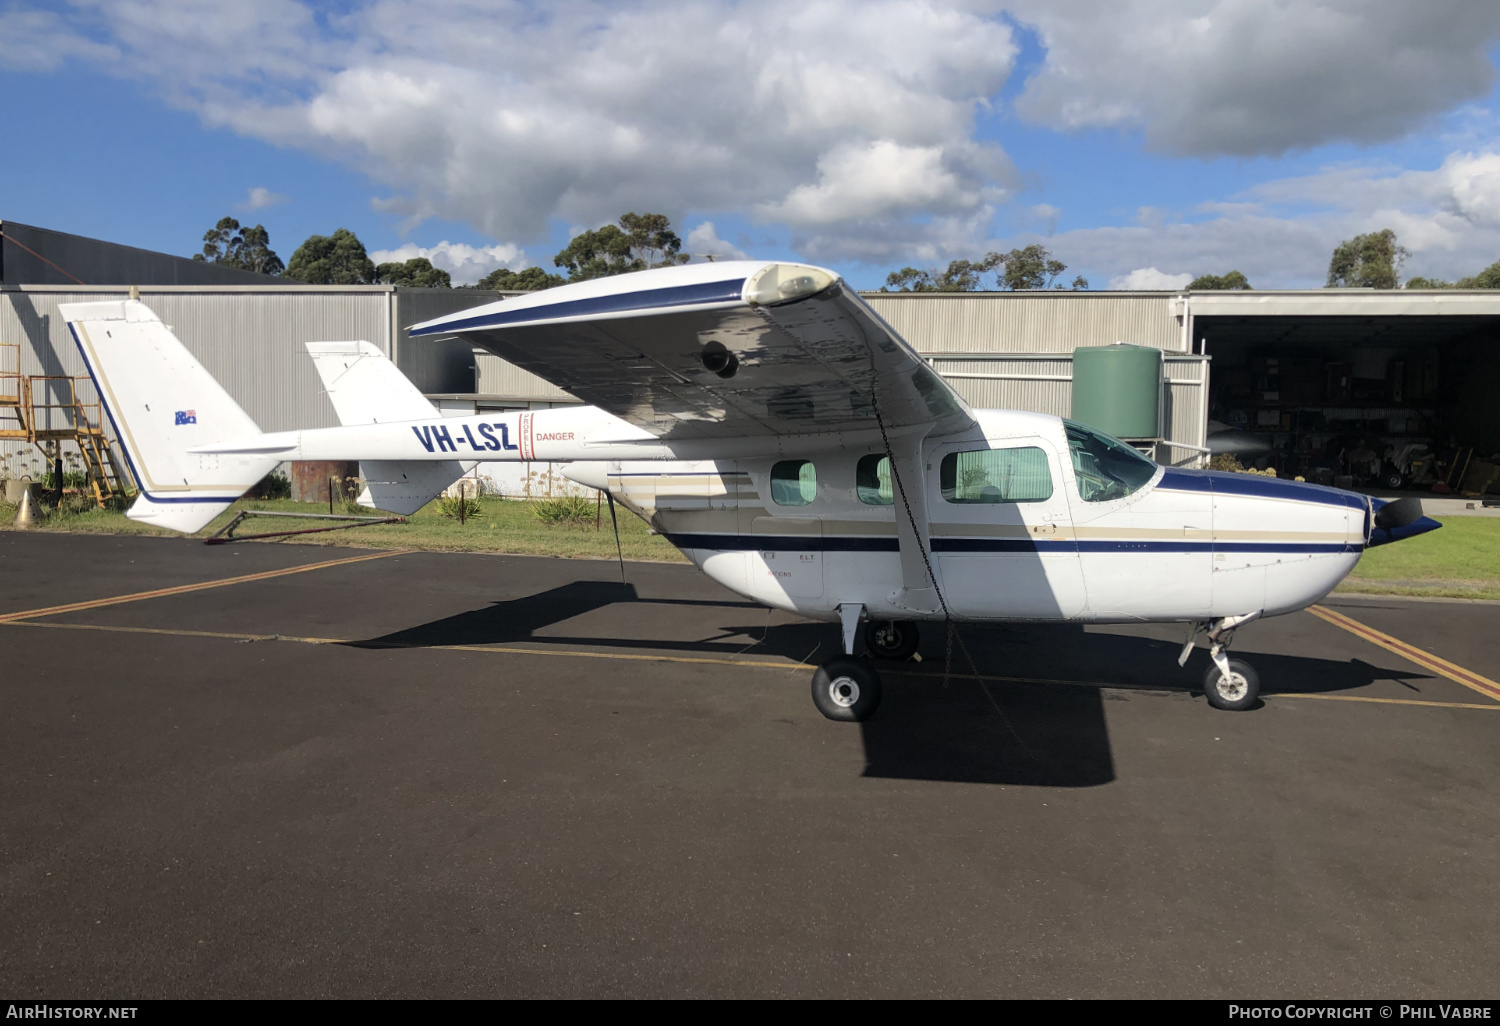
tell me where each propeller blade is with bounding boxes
[1207,429,1271,456]
[1374,496,1424,529]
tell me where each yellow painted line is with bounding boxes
[0,549,405,624]
[0,619,801,669]
[1262,691,1500,711]
[4,618,1497,713]
[1309,604,1500,704]
[882,668,1499,710]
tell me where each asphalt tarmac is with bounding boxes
[2,531,1497,998]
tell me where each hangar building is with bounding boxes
[1,221,502,497]
[471,287,1500,489]
[6,219,1499,499]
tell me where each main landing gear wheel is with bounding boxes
[811,656,883,722]
[1203,657,1261,711]
[868,619,920,661]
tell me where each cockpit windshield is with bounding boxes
[1064,420,1158,503]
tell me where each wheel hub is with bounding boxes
[828,676,861,708]
[1217,671,1248,702]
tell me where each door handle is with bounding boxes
[1030,524,1057,537]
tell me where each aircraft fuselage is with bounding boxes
[566,409,1399,626]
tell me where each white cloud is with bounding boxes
[8,0,1019,263]
[368,240,528,285]
[1008,0,1500,157]
[10,0,1500,273]
[240,186,286,211]
[1108,267,1193,290]
[0,8,117,71]
[1443,151,1500,228]
[683,222,750,263]
[757,139,1009,227]
[789,206,1000,266]
[1029,204,1061,235]
[1038,151,1500,288]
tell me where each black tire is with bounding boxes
[811,656,883,722]
[1379,466,1405,490]
[1203,657,1261,711]
[868,619,920,661]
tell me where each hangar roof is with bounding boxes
[1175,289,1500,318]
[1,220,279,287]
[1177,291,1500,350]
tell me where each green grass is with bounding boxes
[0,495,688,563]
[1339,516,1500,601]
[5,495,1498,599]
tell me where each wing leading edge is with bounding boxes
[410,261,974,442]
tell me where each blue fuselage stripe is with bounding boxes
[1156,468,1367,510]
[668,533,899,552]
[665,533,1361,555]
[410,278,748,337]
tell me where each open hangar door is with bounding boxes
[1195,311,1500,496]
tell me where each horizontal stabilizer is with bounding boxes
[358,459,472,516]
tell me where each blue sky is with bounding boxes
[3,1,1500,291]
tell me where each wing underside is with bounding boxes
[411,263,974,442]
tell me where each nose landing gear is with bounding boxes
[1181,613,1263,711]
[1202,656,1261,711]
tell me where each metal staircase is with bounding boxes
[2,339,129,508]
[0,339,27,442]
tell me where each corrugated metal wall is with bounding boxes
[917,351,1208,465]
[1162,356,1210,466]
[1,285,1208,474]
[861,291,1182,354]
[474,351,577,401]
[392,288,501,394]
[462,289,1207,462]
[858,292,1205,464]
[1,286,505,469]
[3,287,388,435]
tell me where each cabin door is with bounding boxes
[928,436,1087,620]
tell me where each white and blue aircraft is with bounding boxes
[59,261,1438,720]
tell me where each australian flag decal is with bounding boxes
[174,410,197,425]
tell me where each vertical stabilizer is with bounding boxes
[60,300,277,533]
[305,341,440,424]
[304,340,469,514]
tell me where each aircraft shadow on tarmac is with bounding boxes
[349,580,1434,789]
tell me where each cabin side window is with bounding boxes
[770,460,817,506]
[856,454,893,505]
[1064,420,1158,503]
[939,447,1053,503]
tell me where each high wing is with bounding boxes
[410,261,974,442]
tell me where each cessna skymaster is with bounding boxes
[59,261,1438,720]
